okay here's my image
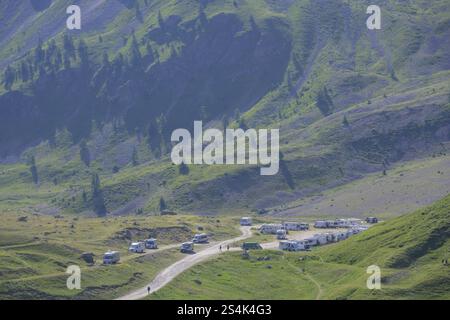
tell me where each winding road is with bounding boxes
[116,226,252,300]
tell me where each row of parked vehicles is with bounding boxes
[103,233,210,264]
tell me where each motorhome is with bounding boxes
[334,232,348,241]
[240,217,253,226]
[283,222,309,231]
[305,237,319,246]
[180,242,194,253]
[129,242,145,253]
[336,218,363,228]
[192,233,209,244]
[144,238,158,249]
[313,234,329,245]
[260,224,284,234]
[103,251,120,264]
[279,240,309,251]
[276,229,287,240]
[314,220,329,228]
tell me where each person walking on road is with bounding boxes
[219,245,222,252]
[227,245,230,251]
[147,286,151,295]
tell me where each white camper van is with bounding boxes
[181,242,194,253]
[192,233,209,244]
[260,224,284,234]
[240,217,253,226]
[279,240,309,251]
[283,222,309,231]
[314,220,329,228]
[103,251,120,264]
[129,242,145,253]
[313,234,328,245]
[145,238,158,249]
[276,229,287,240]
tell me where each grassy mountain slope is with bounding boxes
[0,212,241,299]
[150,194,450,300]
[0,0,450,216]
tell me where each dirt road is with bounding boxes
[116,226,252,300]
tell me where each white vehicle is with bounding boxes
[314,220,329,228]
[181,242,194,253]
[279,240,309,251]
[305,237,319,246]
[240,217,253,226]
[276,229,287,240]
[103,251,120,264]
[334,232,348,241]
[192,233,209,244]
[260,224,284,234]
[313,234,328,245]
[144,238,158,249]
[129,242,145,253]
[283,222,309,231]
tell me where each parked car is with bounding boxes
[103,251,120,264]
[180,242,194,253]
[192,233,209,244]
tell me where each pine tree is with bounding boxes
[34,38,44,66]
[129,34,142,67]
[77,39,89,71]
[29,156,39,185]
[159,197,167,212]
[2,65,15,90]
[91,173,107,216]
[131,146,138,166]
[63,33,76,59]
[198,5,207,27]
[179,162,189,175]
[79,139,91,167]
[158,11,164,29]
[316,86,333,116]
[102,52,110,69]
[343,115,350,127]
[20,61,30,82]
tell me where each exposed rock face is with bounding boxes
[0,13,291,156]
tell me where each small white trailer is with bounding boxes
[144,238,158,249]
[103,251,120,264]
[129,242,145,253]
[313,234,329,245]
[240,217,253,226]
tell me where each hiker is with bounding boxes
[219,245,222,252]
[227,245,230,251]
[147,286,151,294]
